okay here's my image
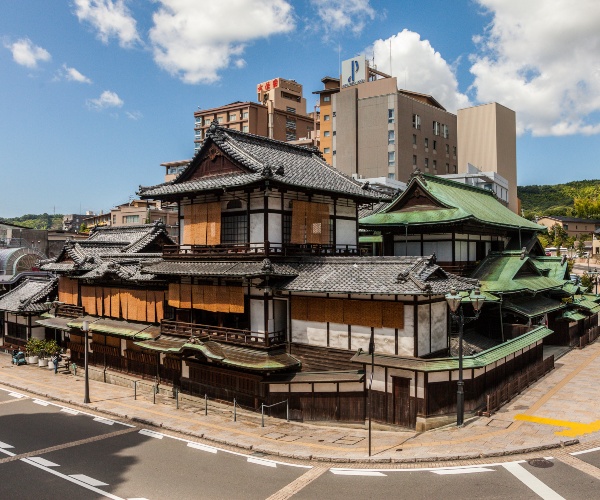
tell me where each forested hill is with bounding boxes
[518,180,600,219]
[0,213,63,230]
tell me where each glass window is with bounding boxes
[424,138,429,148]
[324,115,330,121]
[433,160,437,170]
[388,109,395,123]
[388,151,395,166]
[412,134,417,145]
[221,214,248,244]
[243,112,249,119]
[388,130,395,145]
[242,125,249,132]
[323,96,331,102]
[443,125,449,139]
[123,215,140,224]
[424,158,429,168]
[445,144,450,154]
[324,131,330,137]
[445,163,450,173]
[228,113,236,121]
[204,118,212,125]
[433,121,440,136]
[433,140,437,151]
[324,147,330,153]
[413,155,417,166]
[453,146,457,157]
[412,114,421,129]
[217,116,223,124]
[387,173,395,180]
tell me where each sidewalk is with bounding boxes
[2,342,600,464]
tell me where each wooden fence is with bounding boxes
[579,326,600,349]
[482,355,555,416]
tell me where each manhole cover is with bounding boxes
[528,458,554,468]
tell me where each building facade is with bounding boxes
[536,216,600,238]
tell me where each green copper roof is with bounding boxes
[67,316,159,340]
[351,325,553,372]
[558,310,587,322]
[360,174,544,231]
[532,257,569,281]
[571,299,600,313]
[503,295,565,318]
[358,235,383,243]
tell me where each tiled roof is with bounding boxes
[360,172,544,231]
[276,256,477,295]
[503,295,566,318]
[139,125,384,202]
[0,277,57,313]
[142,259,298,278]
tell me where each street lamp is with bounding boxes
[82,320,90,404]
[445,287,485,427]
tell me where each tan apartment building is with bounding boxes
[312,76,340,165]
[457,102,518,212]
[536,216,600,238]
[193,78,314,154]
[331,56,458,184]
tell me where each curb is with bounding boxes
[0,377,582,465]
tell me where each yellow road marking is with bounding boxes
[514,415,600,437]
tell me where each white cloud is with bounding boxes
[59,64,92,83]
[148,0,295,84]
[74,0,140,48]
[6,38,51,68]
[126,110,143,120]
[470,0,600,136]
[369,30,470,113]
[86,90,124,110]
[311,0,375,35]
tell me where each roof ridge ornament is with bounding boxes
[261,164,274,178]
[409,167,427,185]
[261,258,274,273]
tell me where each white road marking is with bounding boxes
[138,429,164,439]
[331,470,387,476]
[502,462,565,500]
[572,446,600,456]
[331,460,527,474]
[69,474,109,487]
[187,442,218,453]
[21,458,123,499]
[248,457,277,468]
[60,407,79,415]
[94,417,116,425]
[28,457,60,467]
[8,392,26,398]
[432,467,494,475]
[0,441,15,449]
[32,399,49,406]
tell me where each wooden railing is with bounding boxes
[162,241,359,259]
[161,319,286,348]
[482,356,555,416]
[56,304,84,318]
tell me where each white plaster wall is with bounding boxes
[431,301,447,353]
[428,371,449,383]
[336,219,356,246]
[423,241,452,261]
[336,203,356,217]
[291,320,327,346]
[268,213,282,246]
[398,304,414,356]
[120,339,126,356]
[250,298,264,333]
[249,213,263,246]
[350,325,371,351]
[394,241,421,256]
[31,326,45,340]
[339,382,364,392]
[249,193,264,210]
[374,327,395,354]
[328,323,349,349]
[268,194,282,210]
[367,365,386,392]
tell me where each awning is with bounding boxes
[135,335,188,353]
[359,235,383,244]
[67,316,160,340]
[35,316,73,331]
[502,296,565,318]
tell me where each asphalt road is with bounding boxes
[1,386,599,500]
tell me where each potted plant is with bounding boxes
[44,340,60,370]
[25,338,42,364]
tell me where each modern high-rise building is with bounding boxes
[312,76,340,166]
[457,102,518,212]
[193,78,314,155]
[329,56,458,183]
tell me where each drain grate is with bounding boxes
[528,458,554,468]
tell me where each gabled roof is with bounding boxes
[360,172,544,232]
[0,277,57,313]
[471,252,565,294]
[532,256,570,281]
[139,124,382,202]
[40,222,173,280]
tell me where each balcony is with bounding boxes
[160,320,286,348]
[162,241,359,259]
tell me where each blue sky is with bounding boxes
[1,0,599,218]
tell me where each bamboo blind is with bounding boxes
[81,286,96,315]
[206,201,221,245]
[203,285,217,312]
[291,297,404,329]
[110,289,120,318]
[155,291,164,322]
[290,200,330,244]
[58,277,78,305]
[182,205,194,245]
[182,202,221,245]
[179,284,192,309]
[229,286,244,314]
[103,287,111,317]
[168,283,180,308]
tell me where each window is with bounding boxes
[388,151,395,167]
[388,173,396,180]
[453,146,457,157]
[433,121,440,136]
[445,163,450,173]
[433,140,437,151]
[123,215,140,224]
[195,129,201,138]
[388,109,395,123]
[221,214,248,244]
[217,116,223,124]
[452,165,457,173]
[412,134,417,145]
[445,144,450,154]
[413,155,417,166]
[112,215,116,224]
[242,125,249,133]
[323,115,330,121]
[424,138,429,149]
[324,147,331,154]
[433,160,437,170]
[564,224,569,230]
[388,130,395,145]
[195,117,201,125]
[242,112,249,119]
[443,124,449,139]
[226,199,243,210]
[323,96,331,102]
[204,118,212,125]
[228,113,236,121]
[332,111,336,117]
[283,214,292,244]
[324,131,330,137]
[412,114,421,129]
[286,106,296,114]
[424,158,429,168]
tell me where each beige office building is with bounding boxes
[331,57,458,183]
[457,102,518,213]
[193,78,314,154]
